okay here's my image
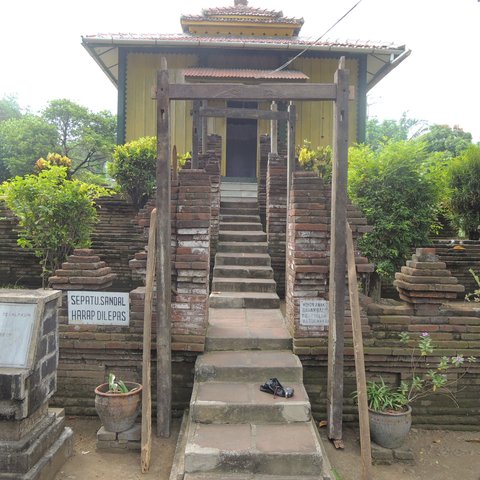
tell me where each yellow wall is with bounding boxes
[125,52,359,173]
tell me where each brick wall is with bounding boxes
[266,153,287,299]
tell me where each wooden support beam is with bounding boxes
[192,100,200,168]
[346,222,372,480]
[199,106,288,121]
[270,101,278,154]
[172,145,178,182]
[141,208,156,473]
[327,56,349,441]
[155,59,172,438]
[170,82,338,101]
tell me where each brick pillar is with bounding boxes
[258,134,270,229]
[171,169,211,351]
[286,172,374,354]
[266,153,287,299]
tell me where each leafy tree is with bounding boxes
[448,145,480,240]
[418,124,472,158]
[0,115,58,178]
[108,136,157,209]
[349,141,439,282]
[366,113,426,151]
[43,99,116,176]
[0,164,110,286]
[0,95,22,122]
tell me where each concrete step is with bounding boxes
[221,192,258,199]
[212,277,277,293]
[222,209,259,216]
[221,200,259,209]
[217,242,268,254]
[190,381,311,424]
[184,474,321,480]
[221,215,261,223]
[209,292,280,310]
[213,265,274,279]
[219,231,267,243]
[219,222,263,231]
[215,253,271,267]
[184,422,323,476]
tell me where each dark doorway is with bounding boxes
[226,101,257,178]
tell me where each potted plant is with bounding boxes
[95,373,142,433]
[364,332,476,449]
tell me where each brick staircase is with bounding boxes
[209,181,280,309]
[170,180,331,480]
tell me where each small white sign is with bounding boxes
[300,299,329,328]
[68,292,129,326]
[0,303,36,368]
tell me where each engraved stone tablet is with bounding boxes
[300,299,329,328]
[0,303,36,368]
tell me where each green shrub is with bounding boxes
[108,136,156,209]
[297,140,332,181]
[0,166,109,286]
[448,145,480,239]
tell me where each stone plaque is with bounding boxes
[68,291,129,326]
[0,303,36,368]
[300,299,329,328]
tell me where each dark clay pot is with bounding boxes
[95,382,142,433]
[369,405,412,449]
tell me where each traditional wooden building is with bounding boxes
[83,0,408,178]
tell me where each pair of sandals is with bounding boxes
[259,378,294,398]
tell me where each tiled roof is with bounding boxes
[83,33,402,53]
[181,15,303,26]
[183,67,309,81]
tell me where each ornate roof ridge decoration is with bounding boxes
[180,0,304,36]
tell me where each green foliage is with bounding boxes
[108,373,130,394]
[296,140,332,180]
[363,332,476,412]
[43,99,116,177]
[177,151,191,171]
[108,136,157,209]
[0,95,22,122]
[419,124,472,158]
[448,145,480,239]
[366,113,426,152]
[0,115,58,178]
[465,268,480,303]
[0,165,109,285]
[349,141,439,280]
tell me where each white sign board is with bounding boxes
[300,299,329,328]
[0,303,36,368]
[68,292,129,326]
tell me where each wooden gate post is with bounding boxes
[327,56,349,441]
[270,101,278,154]
[156,58,172,438]
[201,101,208,154]
[192,100,200,168]
[286,101,296,203]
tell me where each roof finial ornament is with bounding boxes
[234,0,248,6]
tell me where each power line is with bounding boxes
[272,0,364,73]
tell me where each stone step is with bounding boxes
[222,207,259,216]
[219,222,263,231]
[221,192,258,199]
[209,292,280,310]
[190,381,311,424]
[221,181,258,190]
[215,253,271,267]
[221,200,259,209]
[184,474,321,480]
[212,278,277,293]
[217,242,268,254]
[214,265,274,279]
[221,215,261,223]
[196,350,302,383]
[184,422,323,476]
[219,231,267,243]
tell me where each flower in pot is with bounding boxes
[364,332,476,449]
[95,373,143,433]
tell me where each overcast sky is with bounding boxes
[1,0,479,140]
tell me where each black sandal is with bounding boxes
[259,378,294,398]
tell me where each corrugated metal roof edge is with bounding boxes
[81,35,405,55]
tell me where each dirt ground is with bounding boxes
[55,417,480,480]
[320,425,480,480]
